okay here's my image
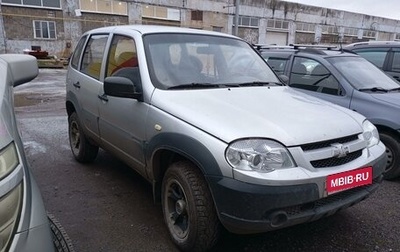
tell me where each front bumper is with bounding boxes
[207,149,386,234]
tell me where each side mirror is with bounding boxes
[278,74,289,85]
[0,54,38,87]
[104,76,143,101]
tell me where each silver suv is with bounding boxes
[66,25,387,251]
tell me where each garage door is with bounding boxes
[265,31,288,45]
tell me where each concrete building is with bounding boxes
[1,0,400,58]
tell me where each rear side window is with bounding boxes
[81,34,109,80]
[353,48,389,69]
[70,35,87,69]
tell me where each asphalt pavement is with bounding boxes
[13,69,400,252]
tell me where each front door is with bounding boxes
[98,34,148,177]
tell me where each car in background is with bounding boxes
[66,25,386,251]
[344,41,400,82]
[258,45,400,180]
[0,54,72,252]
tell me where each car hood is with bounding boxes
[151,86,365,146]
[370,92,400,107]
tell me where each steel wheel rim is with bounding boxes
[385,146,394,173]
[165,179,189,240]
[69,121,81,155]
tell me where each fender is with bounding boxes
[145,132,223,179]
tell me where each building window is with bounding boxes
[212,26,223,32]
[296,23,315,32]
[344,28,358,36]
[2,0,61,8]
[322,25,338,34]
[142,5,180,21]
[363,30,376,38]
[395,34,400,41]
[266,19,289,30]
[191,10,203,21]
[234,16,259,28]
[79,0,127,15]
[33,20,56,39]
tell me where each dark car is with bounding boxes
[259,45,400,180]
[344,41,400,82]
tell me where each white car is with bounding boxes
[66,25,387,251]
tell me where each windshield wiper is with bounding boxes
[167,83,221,90]
[358,87,388,93]
[238,81,283,87]
[388,87,400,92]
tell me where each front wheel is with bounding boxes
[380,132,400,180]
[68,112,98,163]
[162,161,221,251]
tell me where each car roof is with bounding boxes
[83,24,238,38]
[259,46,357,59]
[345,41,400,49]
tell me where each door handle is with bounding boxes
[98,94,108,102]
[73,81,81,88]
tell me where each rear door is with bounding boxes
[67,33,109,141]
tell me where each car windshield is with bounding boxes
[143,33,279,90]
[328,56,400,90]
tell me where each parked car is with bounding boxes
[259,45,400,180]
[344,41,400,82]
[66,26,386,251]
[0,54,72,252]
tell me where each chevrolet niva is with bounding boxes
[66,25,387,251]
[0,54,72,252]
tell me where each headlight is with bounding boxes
[226,139,295,173]
[0,184,22,251]
[0,142,22,251]
[362,120,379,147]
[0,143,19,180]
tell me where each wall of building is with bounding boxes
[1,0,400,57]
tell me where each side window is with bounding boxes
[105,35,140,89]
[354,48,389,69]
[106,35,138,77]
[70,35,87,69]
[289,57,343,96]
[391,51,400,73]
[265,57,287,75]
[81,34,109,80]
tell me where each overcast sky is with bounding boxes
[284,0,398,20]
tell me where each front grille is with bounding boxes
[301,134,359,151]
[310,150,362,168]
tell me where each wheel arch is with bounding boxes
[375,125,400,140]
[146,133,222,203]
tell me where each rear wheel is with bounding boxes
[68,112,98,162]
[161,161,220,251]
[380,132,400,180]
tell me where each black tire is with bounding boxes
[68,112,98,163]
[161,161,221,252]
[48,213,75,252]
[380,132,400,180]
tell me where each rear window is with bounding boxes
[353,48,389,69]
